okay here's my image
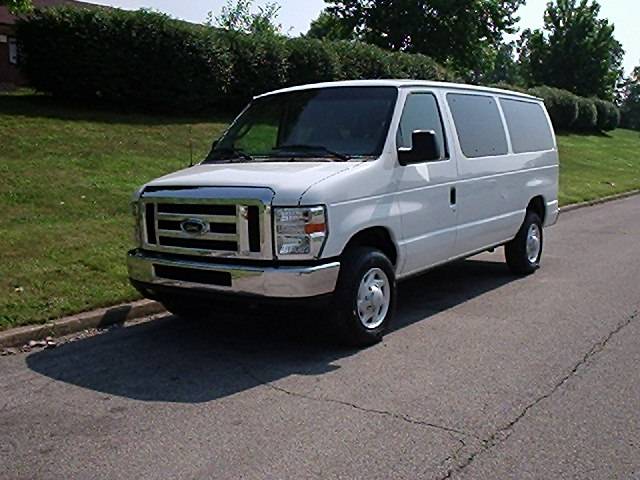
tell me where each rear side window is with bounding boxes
[397,93,447,159]
[500,98,554,153]
[447,93,508,158]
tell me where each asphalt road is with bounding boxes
[1,196,639,480]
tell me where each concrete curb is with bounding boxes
[0,300,165,349]
[1,189,639,349]
[559,189,640,214]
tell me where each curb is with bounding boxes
[1,188,639,349]
[0,300,165,349]
[559,189,640,214]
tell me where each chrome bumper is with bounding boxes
[127,250,340,298]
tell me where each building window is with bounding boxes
[9,37,18,65]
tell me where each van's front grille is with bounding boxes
[139,187,273,260]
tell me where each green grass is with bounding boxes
[1,93,639,330]
[0,94,230,330]
[557,129,640,205]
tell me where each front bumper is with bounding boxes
[127,250,340,298]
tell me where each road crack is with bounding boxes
[437,309,639,479]
[237,361,472,439]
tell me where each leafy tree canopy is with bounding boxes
[518,0,624,100]
[619,65,640,130]
[307,0,525,75]
[207,0,283,36]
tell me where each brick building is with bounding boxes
[0,0,93,87]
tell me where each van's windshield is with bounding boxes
[205,87,398,163]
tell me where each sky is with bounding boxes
[91,0,639,75]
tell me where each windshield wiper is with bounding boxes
[272,144,350,162]
[206,147,254,163]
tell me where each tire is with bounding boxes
[505,210,543,275]
[331,247,397,347]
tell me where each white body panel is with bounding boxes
[139,80,559,282]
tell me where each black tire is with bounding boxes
[331,247,397,347]
[505,210,543,275]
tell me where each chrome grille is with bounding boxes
[139,187,273,260]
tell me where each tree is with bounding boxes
[482,41,521,85]
[1,0,32,14]
[307,11,353,41]
[307,0,525,75]
[619,65,640,130]
[518,0,624,100]
[208,0,282,36]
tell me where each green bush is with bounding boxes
[385,51,453,81]
[573,97,598,131]
[285,37,341,86]
[330,41,394,80]
[213,30,289,106]
[17,7,452,110]
[528,86,579,131]
[488,83,529,94]
[592,98,620,131]
[17,7,232,110]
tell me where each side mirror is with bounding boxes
[398,130,441,166]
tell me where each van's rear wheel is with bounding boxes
[505,211,543,275]
[332,247,396,347]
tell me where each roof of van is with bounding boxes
[255,80,540,101]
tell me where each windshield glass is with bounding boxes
[206,86,398,162]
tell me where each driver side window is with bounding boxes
[397,93,447,160]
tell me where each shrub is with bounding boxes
[330,41,394,80]
[285,37,341,86]
[213,30,289,106]
[385,51,451,81]
[17,7,232,111]
[17,8,453,111]
[573,97,598,131]
[528,86,579,131]
[592,98,620,131]
[488,83,528,94]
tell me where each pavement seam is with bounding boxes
[437,309,639,479]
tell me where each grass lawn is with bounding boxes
[558,129,640,205]
[1,93,639,330]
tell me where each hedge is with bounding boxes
[16,7,451,111]
[592,98,620,131]
[527,86,619,132]
[17,8,232,111]
[527,86,579,131]
[285,37,341,87]
[573,97,598,131]
[16,6,620,132]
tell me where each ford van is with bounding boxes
[128,80,559,346]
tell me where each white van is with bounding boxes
[128,80,559,346]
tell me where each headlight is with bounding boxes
[274,206,327,259]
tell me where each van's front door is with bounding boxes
[395,90,458,276]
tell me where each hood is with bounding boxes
[145,161,359,205]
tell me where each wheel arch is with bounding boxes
[341,226,399,267]
[527,195,546,224]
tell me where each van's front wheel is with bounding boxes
[332,247,396,347]
[505,211,543,275]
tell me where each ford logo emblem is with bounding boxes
[180,219,208,235]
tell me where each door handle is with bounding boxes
[450,187,457,206]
